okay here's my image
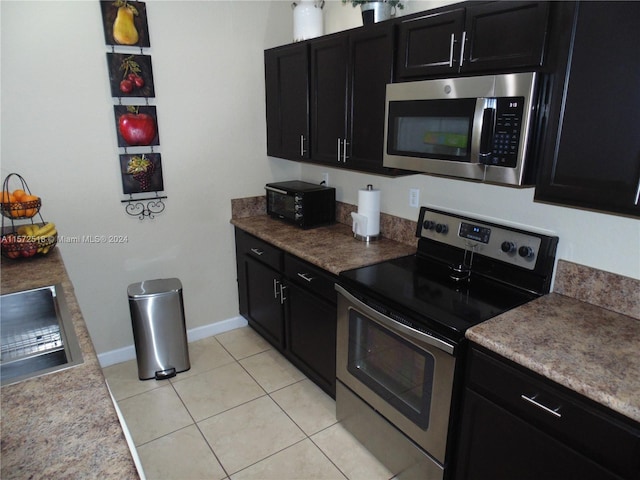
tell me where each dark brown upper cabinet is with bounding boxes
[265,43,310,161]
[534,1,640,218]
[309,34,349,165]
[396,1,550,80]
[310,23,398,174]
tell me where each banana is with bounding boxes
[33,222,56,237]
[17,224,38,236]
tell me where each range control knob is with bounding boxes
[423,220,436,230]
[501,241,516,254]
[518,246,535,259]
[435,223,449,234]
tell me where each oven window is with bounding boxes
[347,309,435,430]
[268,191,294,217]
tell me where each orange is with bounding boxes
[10,202,26,218]
[21,194,39,217]
[12,189,27,200]
[1,191,12,203]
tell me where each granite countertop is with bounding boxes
[231,215,416,275]
[467,261,640,424]
[1,249,139,479]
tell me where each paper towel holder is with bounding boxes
[352,184,380,243]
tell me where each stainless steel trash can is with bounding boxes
[128,278,190,380]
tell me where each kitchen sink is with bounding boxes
[1,284,83,386]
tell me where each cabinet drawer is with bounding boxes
[284,254,336,304]
[468,347,640,479]
[236,230,283,271]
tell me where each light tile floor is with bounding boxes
[103,326,394,480]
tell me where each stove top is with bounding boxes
[338,207,559,342]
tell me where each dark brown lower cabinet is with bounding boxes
[245,256,284,350]
[235,228,337,397]
[284,272,336,396]
[454,346,640,480]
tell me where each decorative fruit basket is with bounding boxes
[1,173,57,260]
[0,173,42,219]
[1,224,58,259]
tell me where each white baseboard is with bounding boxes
[97,316,248,368]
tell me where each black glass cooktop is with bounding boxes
[339,254,537,341]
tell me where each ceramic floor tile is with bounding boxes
[312,423,394,480]
[198,395,306,475]
[137,424,227,480]
[215,326,272,360]
[270,379,337,435]
[239,349,305,393]
[230,438,346,480]
[173,362,265,422]
[102,359,163,401]
[117,384,194,446]
[171,335,236,382]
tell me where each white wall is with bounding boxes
[1,0,298,356]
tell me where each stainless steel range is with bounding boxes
[335,206,558,479]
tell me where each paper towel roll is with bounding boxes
[357,186,380,237]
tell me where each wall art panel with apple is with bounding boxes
[114,105,159,147]
[107,53,155,97]
[101,0,150,48]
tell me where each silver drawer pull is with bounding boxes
[279,284,287,304]
[521,394,562,418]
[297,272,314,282]
[250,248,264,256]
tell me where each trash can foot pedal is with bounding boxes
[155,367,176,380]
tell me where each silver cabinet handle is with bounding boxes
[459,30,467,67]
[279,284,287,304]
[449,33,455,67]
[634,176,640,205]
[520,394,562,418]
[300,134,306,156]
[337,138,342,162]
[273,278,280,298]
[297,272,314,282]
[343,139,349,163]
[250,248,264,256]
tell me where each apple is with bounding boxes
[118,112,156,146]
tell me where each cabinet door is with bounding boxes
[265,43,309,160]
[285,283,336,397]
[245,256,284,349]
[310,35,348,164]
[347,23,395,173]
[535,1,640,217]
[396,8,464,80]
[462,1,549,73]
[454,389,620,480]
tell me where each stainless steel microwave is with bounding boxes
[383,72,538,185]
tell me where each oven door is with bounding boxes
[335,285,456,465]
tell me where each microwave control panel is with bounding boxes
[484,97,525,168]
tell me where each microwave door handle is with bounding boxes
[479,103,496,164]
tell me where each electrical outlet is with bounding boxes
[321,172,329,186]
[409,188,419,208]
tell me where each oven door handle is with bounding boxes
[335,284,455,355]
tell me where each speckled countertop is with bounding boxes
[1,249,139,479]
[467,260,640,424]
[230,214,416,275]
